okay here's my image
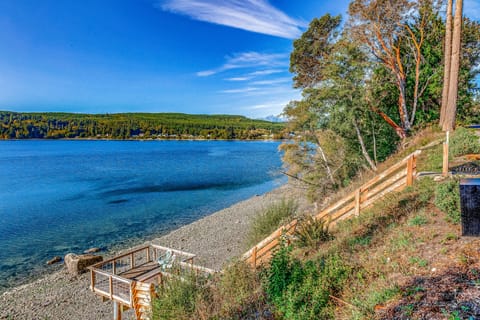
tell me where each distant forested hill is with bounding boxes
[0,111,285,140]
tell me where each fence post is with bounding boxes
[406,155,414,186]
[354,189,361,216]
[443,131,449,177]
[252,246,257,269]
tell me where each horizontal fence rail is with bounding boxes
[243,150,421,268]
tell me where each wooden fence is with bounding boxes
[243,150,421,268]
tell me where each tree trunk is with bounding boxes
[440,0,453,127]
[396,74,411,132]
[317,143,336,185]
[443,0,463,132]
[313,132,336,185]
[353,119,377,171]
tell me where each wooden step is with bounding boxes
[135,293,152,300]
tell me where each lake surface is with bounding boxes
[0,140,286,291]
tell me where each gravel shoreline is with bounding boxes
[0,184,308,320]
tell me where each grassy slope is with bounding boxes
[288,127,480,319]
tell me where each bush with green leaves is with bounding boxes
[247,199,298,247]
[152,273,203,320]
[434,179,461,223]
[295,215,333,249]
[265,245,351,319]
[450,127,480,157]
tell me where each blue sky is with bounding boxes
[0,0,479,118]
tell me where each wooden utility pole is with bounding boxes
[443,0,463,132]
[440,0,453,126]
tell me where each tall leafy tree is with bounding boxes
[348,0,435,138]
[290,14,342,89]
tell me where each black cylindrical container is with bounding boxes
[460,178,480,236]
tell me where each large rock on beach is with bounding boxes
[64,253,103,275]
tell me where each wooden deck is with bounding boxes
[88,244,216,320]
[119,261,160,282]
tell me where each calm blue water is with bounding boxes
[0,140,286,290]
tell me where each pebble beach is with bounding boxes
[0,184,308,320]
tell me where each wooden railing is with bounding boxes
[242,219,298,269]
[90,268,134,306]
[243,150,421,268]
[89,243,216,318]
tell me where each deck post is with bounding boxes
[109,276,113,300]
[252,246,257,268]
[113,301,122,320]
[90,270,95,291]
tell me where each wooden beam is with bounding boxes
[252,246,257,269]
[354,189,361,216]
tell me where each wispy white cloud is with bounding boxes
[247,69,285,77]
[225,69,286,81]
[157,0,305,39]
[225,76,252,81]
[221,87,259,93]
[197,70,217,77]
[251,78,291,86]
[197,51,288,77]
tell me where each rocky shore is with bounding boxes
[0,184,309,320]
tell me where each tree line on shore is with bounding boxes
[0,111,285,140]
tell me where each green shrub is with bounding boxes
[265,246,351,320]
[247,199,298,247]
[434,179,461,223]
[450,127,480,157]
[295,215,333,249]
[152,273,202,320]
[194,262,270,319]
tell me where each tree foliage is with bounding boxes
[282,0,480,201]
[0,111,285,140]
